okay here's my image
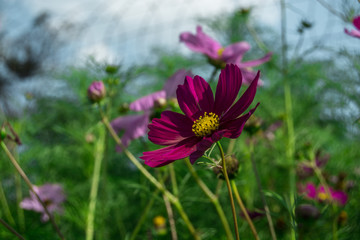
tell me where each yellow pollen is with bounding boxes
[217,48,225,57]
[192,112,219,137]
[318,192,328,201]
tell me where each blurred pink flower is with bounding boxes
[20,184,66,222]
[300,183,348,206]
[111,69,192,151]
[344,16,360,39]
[297,151,330,179]
[180,26,272,85]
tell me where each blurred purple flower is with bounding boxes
[141,64,259,167]
[300,182,348,206]
[87,81,106,102]
[297,151,330,178]
[295,204,320,219]
[20,184,66,222]
[180,26,272,85]
[345,16,360,39]
[111,69,192,151]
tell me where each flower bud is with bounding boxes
[153,215,167,235]
[87,81,106,102]
[213,155,239,180]
[0,128,7,141]
[154,97,167,109]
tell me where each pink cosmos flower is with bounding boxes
[180,26,272,85]
[20,184,66,222]
[141,64,259,167]
[300,183,348,206]
[344,16,360,39]
[111,70,192,151]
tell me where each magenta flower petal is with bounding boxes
[220,103,259,138]
[237,52,273,68]
[176,75,214,119]
[189,137,214,163]
[305,183,317,199]
[222,71,260,122]
[214,64,242,116]
[149,111,194,146]
[331,190,348,206]
[163,69,193,99]
[130,90,166,112]
[141,136,200,167]
[180,26,222,59]
[221,42,251,63]
[111,114,150,150]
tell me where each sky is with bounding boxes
[1,0,358,67]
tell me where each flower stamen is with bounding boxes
[192,112,219,137]
[217,48,225,57]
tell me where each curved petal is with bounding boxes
[240,68,264,86]
[331,190,348,206]
[219,103,259,138]
[176,75,214,120]
[221,71,260,122]
[163,69,193,98]
[354,16,360,30]
[180,26,222,59]
[213,64,242,117]
[111,114,150,150]
[129,90,166,112]
[305,183,317,199]
[237,52,272,68]
[344,28,360,38]
[221,42,251,63]
[148,111,194,146]
[189,137,214,163]
[141,136,200,167]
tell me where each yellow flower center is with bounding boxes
[318,192,328,201]
[217,47,225,57]
[192,112,219,137]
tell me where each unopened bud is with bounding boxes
[153,215,167,235]
[0,128,7,140]
[87,81,106,102]
[154,97,167,109]
[213,155,239,180]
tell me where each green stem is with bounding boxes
[0,181,15,226]
[129,189,159,240]
[231,181,259,240]
[169,164,179,197]
[86,123,105,240]
[100,111,200,240]
[0,218,25,240]
[248,140,277,240]
[280,0,296,239]
[15,172,25,232]
[1,141,65,240]
[216,142,239,240]
[185,159,234,240]
[163,194,178,240]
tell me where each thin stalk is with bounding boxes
[15,172,25,231]
[208,67,219,84]
[280,0,296,239]
[129,189,159,240]
[99,111,200,240]
[86,123,105,240]
[0,182,15,226]
[169,164,179,197]
[0,218,25,240]
[163,194,178,240]
[248,140,277,240]
[1,141,65,240]
[231,180,259,240]
[216,142,239,240]
[185,159,233,240]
